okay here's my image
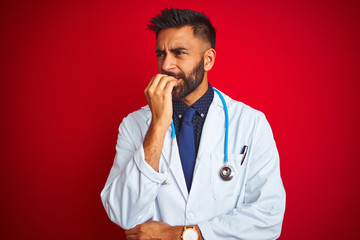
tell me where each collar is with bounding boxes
[172,82,214,119]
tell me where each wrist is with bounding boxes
[150,118,171,132]
[170,225,183,239]
[145,122,169,144]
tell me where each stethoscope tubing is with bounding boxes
[213,88,229,164]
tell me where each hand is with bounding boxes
[144,74,177,129]
[143,74,177,172]
[125,220,182,240]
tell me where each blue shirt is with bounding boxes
[172,83,214,156]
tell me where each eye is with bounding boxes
[176,51,185,55]
[156,53,165,58]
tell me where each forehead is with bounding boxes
[156,26,201,50]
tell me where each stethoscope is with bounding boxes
[169,88,235,181]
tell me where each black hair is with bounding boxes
[147,8,216,49]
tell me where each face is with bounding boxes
[155,26,208,99]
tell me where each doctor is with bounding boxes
[101,8,285,240]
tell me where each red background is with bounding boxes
[1,0,359,239]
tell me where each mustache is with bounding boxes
[163,72,186,79]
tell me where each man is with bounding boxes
[101,8,285,240]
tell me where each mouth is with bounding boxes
[163,72,184,81]
[173,77,182,89]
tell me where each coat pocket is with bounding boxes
[210,153,245,200]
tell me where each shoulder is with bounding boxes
[213,88,275,141]
[213,88,266,121]
[128,105,151,121]
[119,105,151,130]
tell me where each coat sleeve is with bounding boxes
[100,114,168,230]
[198,113,286,240]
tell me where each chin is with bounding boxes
[172,87,186,100]
[172,92,182,100]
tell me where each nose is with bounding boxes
[159,54,176,73]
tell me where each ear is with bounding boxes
[204,48,216,72]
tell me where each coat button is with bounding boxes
[187,213,194,220]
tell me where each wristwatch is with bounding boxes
[181,226,199,240]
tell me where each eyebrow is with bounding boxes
[155,47,188,54]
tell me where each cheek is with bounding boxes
[178,61,195,74]
[156,60,162,71]
[183,56,203,71]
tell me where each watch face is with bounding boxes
[183,228,198,240]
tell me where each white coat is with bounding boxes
[101,89,286,240]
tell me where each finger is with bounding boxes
[148,74,165,89]
[163,78,178,95]
[144,76,156,98]
[148,74,173,91]
[156,75,177,92]
[145,76,155,92]
[145,75,162,99]
[147,76,176,100]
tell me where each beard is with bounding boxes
[163,58,205,100]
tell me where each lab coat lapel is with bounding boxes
[168,138,189,199]
[193,91,225,178]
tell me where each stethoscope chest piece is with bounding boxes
[219,165,235,181]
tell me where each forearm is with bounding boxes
[143,122,168,172]
[125,222,204,240]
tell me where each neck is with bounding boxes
[181,75,209,106]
